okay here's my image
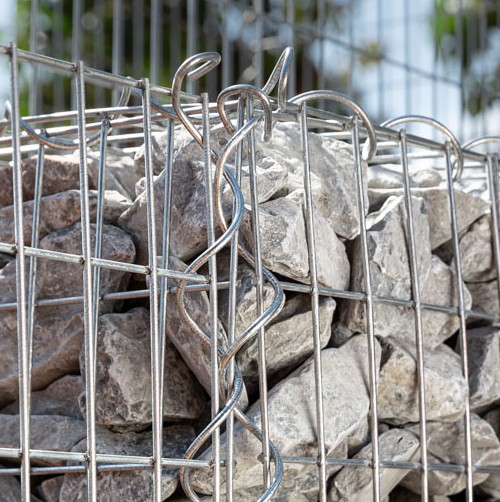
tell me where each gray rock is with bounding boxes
[0,468,43,501]
[328,428,420,501]
[389,486,452,501]
[467,280,500,315]
[190,334,381,495]
[368,164,442,189]
[0,253,13,269]
[0,189,131,245]
[240,192,350,290]
[59,425,195,502]
[2,375,82,419]
[401,414,500,495]
[378,338,467,424]
[466,327,500,411]
[0,415,86,466]
[368,187,490,250]
[236,293,336,394]
[477,408,500,499]
[37,476,64,502]
[0,154,99,209]
[341,195,471,348]
[457,214,496,283]
[0,223,135,406]
[79,307,206,431]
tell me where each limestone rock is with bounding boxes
[467,280,499,315]
[240,192,350,290]
[368,187,489,250]
[0,415,86,466]
[378,338,467,424]
[59,425,195,502]
[79,307,206,431]
[0,223,135,406]
[368,164,442,189]
[341,195,471,348]
[0,188,131,245]
[328,428,420,501]
[190,335,381,495]
[477,408,500,499]
[0,154,99,209]
[401,414,500,495]
[2,375,82,419]
[466,327,500,411]
[389,486,452,501]
[236,293,336,394]
[457,214,496,282]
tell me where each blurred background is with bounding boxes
[0,0,499,143]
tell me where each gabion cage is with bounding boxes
[0,2,500,502]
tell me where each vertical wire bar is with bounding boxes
[254,0,264,89]
[141,77,163,502]
[26,145,45,422]
[479,2,488,137]
[187,0,199,94]
[150,0,161,85]
[399,129,429,501]
[225,97,246,502]
[376,0,384,119]
[444,141,473,502]
[91,119,110,346]
[93,0,106,107]
[286,0,296,98]
[317,0,326,99]
[347,1,354,97]
[351,117,380,502]
[133,0,145,78]
[299,104,327,501]
[486,154,500,303]
[221,0,232,89]
[112,0,124,104]
[53,0,65,110]
[455,0,465,140]
[201,92,221,501]
[247,99,271,488]
[76,60,97,502]
[9,42,31,502]
[169,0,181,81]
[29,0,39,114]
[158,120,175,414]
[404,0,411,115]
[71,0,83,111]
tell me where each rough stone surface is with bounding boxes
[58,425,195,502]
[236,293,336,394]
[389,486,452,501]
[368,187,489,250]
[0,223,135,406]
[378,338,467,424]
[401,414,500,495]
[190,334,381,495]
[328,428,420,501]
[341,195,471,348]
[2,375,82,419]
[37,476,64,502]
[0,467,43,501]
[0,253,13,269]
[477,408,500,499]
[79,307,206,431]
[0,189,131,245]
[467,280,500,315]
[457,214,496,282]
[368,164,442,189]
[0,415,86,466]
[0,154,99,209]
[466,327,500,411]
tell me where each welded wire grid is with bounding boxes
[1,41,500,502]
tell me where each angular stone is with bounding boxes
[368,187,490,250]
[328,428,420,501]
[236,293,336,394]
[378,338,467,424]
[58,425,195,502]
[401,414,500,495]
[467,280,500,315]
[466,327,500,411]
[37,476,64,502]
[190,335,381,495]
[240,192,350,290]
[457,214,496,282]
[477,408,500,499]
[368,163,442,190]
[0,189,131,245]
[0,223,135,406]
[2,375,82,419]
[79,307,206,431]
[0,415,86,466]
[0,154,99,209]
[341,195,471,348]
